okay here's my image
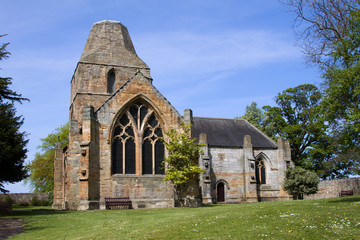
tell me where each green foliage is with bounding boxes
[30,195,39,206]
[38,123,69,152]
[0,103,29,192]
[161,123,204,185]
[17,201,29,207]
[236,102,265,130]
[0,35,28,103]
[0,35,29,193]
[262,84,328,169]
[47,191,53,205]
[26,123,68,193]
[29,195,51,206]
[4,195,14,206]
[283,167,320,200]
[319,9,360,176]
[282,1,360,177]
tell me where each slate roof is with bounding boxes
[192,117,278,149]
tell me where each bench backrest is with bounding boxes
[105,197,131,202]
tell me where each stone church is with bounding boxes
[53,20,293,210]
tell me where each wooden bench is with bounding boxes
[339,190,353,197]
[105,197,132,210]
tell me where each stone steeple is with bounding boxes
[80,20,148,68]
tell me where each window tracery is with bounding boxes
[255,159,266,184]
[111,101,165,175]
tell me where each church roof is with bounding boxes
[192,117,278,149]
[79,20,149,68]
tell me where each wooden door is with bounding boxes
[217,182,225,202]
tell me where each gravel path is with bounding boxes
[0,219,23,240]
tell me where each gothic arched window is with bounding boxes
[111,101,165,175]
[255,159,266,184]
[107,70,115,94]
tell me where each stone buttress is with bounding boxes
[55,20,184,210]
[53,20,293,210]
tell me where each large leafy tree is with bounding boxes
[26,124,68,193]
[262,84,328,169]
[320,9,360,175]
[0,34,29,193]
[282,1,360,176]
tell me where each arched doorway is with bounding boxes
[217,182,225,202]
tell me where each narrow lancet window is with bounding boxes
[255,159,266,184]
[107,71,115,94]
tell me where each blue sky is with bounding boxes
[1,0,320,193]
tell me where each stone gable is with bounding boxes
[53,20,293,210]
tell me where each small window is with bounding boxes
[107,71,115,94]
[255,159,266,184]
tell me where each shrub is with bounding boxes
[4,195,14,206]
[30,194,52,206]
[18,201,29,206]
[283,167,320,200]
[30,195,40,206]
[48,191,53,205]
[39,199,51,206]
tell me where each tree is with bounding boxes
[26,124,68,193]
[283,167,320,200]
[281,0,360,67]
[281,1,360,177]
[161,123,204,207]
[0,34,29,193]
[262,84,328,169]
[161,123,203,185]
[0,103,28,192]
[236,102,265,130]
[0,35,28,103]
[319,9,360,176]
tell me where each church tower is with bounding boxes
[54,21,183,210]
[53,20,291,210]
[69,20,150,124]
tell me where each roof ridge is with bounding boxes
[193,116,245,121]
[241,119,278,146]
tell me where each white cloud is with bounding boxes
[134,29,300,78]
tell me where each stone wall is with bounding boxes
[0,193,50,204]
[304,177,360,199]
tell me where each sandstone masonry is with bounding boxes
[53,20,293,210]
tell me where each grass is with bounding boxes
[1,196,360,240]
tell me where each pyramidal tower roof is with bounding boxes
[80,20,149,68]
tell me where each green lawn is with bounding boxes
[1,196,360,240]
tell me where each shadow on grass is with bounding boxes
[0,209,69,218]
[201,204,219,208]
[329,195,360,203]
